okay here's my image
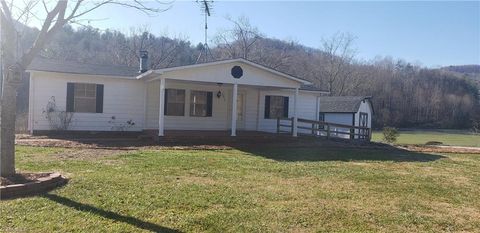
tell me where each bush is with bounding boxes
[382,127,399,144]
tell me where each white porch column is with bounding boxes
[231,83,238,136]
[158,78,165,136]
[292,88,299,137]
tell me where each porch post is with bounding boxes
[158,78,165,136]
[292,88,299,137]
[231,83,238,136]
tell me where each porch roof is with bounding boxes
[136,58,313,86]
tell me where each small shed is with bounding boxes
[319,96,373,139]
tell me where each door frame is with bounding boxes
[236,91,247,130]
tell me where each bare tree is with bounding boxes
[213,16,261,60]
[318,32,358,95]
[126,26,182,68]
[0,0,170,176]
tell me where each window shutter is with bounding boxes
[283,97,289,118]
[96,84,104,113]
[66,83,75,112]
[206,92,213,117]
[264,96,270,119]
[164,89,169,115]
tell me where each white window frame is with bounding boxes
[73,83,97,113]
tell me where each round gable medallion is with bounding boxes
[231,66,243,79]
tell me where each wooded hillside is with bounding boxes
[15,22,480,130]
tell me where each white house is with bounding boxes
[26,55,373,139]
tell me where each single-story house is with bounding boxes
[26,54,373,138]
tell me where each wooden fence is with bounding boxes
[277,117,371,141]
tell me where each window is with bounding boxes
[165,89,185,116]
[190,91,213,117]
[74,83,97,113]
[318,113,326,130]
[67,83,104,113]
[264,95,288,119]
[319,113,325,122]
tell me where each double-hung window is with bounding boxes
[190,91,213,117]
[67,83,104,113]
[264,95,289,119]
[165,89,185,116]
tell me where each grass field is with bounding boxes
[2,145,480,232]
[372,129,480,147]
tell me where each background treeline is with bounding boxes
[15,19,480,130]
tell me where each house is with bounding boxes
[26,53,372,139]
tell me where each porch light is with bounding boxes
[216,83,224,99]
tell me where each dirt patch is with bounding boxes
[52,149,132,160]
[400,145,480,154]
[1,172,51,186]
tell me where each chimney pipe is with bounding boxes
[139,50,148,73]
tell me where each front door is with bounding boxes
[236,92,246,129]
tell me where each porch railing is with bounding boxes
[276,117,371,141]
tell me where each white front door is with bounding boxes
[236,92,245,129]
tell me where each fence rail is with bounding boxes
[276,117,371,141]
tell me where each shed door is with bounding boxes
[360,112,368,127]
[359,112,368,139]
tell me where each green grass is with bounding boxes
[372,129,480,147]
[2,145,480,232]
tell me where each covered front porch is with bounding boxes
[149,78,301,137]
[138,59,313,138]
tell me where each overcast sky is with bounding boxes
[27,1,480,68]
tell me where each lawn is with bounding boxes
[372,129,480,147]
[2,145,480,232]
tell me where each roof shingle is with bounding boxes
[27,57,139,77]
[320,96,371,113]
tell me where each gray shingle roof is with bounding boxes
[320,96,371,113]
[27,57,139,77]
[300,85,329,92]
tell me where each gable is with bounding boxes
[142,59,310,89]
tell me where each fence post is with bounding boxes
[326,124,330,139]
[367,128,372,141]
[277,118,280,134]
[290,117,294,135]
[311,123,315,135]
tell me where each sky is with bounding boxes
[29,1,480,68]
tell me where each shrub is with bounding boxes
[382,127,399,144]
[42,96,74,130]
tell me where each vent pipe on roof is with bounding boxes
[139,50,149,73]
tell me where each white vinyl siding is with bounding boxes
[30,72,144,131]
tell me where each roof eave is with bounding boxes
[237,59,312,85]
[136,70,163,79]
[27,69,138,79]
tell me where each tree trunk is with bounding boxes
[0,65,21,176]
